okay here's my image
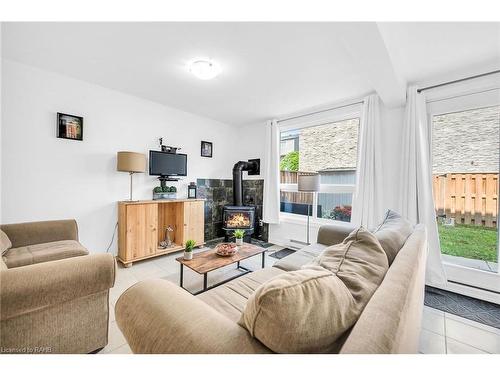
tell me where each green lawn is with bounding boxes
[438,223,498,263]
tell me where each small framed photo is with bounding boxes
[201,141,213,158]
[57,112,83,141]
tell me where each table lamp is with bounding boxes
[117,151,146,201]
[297,172,320,245]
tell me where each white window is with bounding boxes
[278,112,360,223]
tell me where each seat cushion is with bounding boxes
[273,243,327,271]
[373,210,414,264]
[197,267,285,322]
[239,227,389,353]
[1,229,12,256]
[3,240,89,268]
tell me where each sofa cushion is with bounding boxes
[273,242,327,272]
[198,267,285,322]
[373,210,413,264]
[1,229,12,256]
[3,240,89,268]
[238,268,356,353]
[304,227,389,304]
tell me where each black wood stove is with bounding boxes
[223,160,260,243]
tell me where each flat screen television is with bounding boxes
[149,150,187,176]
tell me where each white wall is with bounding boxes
[240,104,406,247]
[1,60,239,253]
[237,121,267,180]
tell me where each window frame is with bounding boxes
[278,105,362,225]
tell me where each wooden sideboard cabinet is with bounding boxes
[117,199,205,267]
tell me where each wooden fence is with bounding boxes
[433,173,498,228]
[280,171,313,204]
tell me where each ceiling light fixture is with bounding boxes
[188,59,221,80]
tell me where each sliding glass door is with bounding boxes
[428,87,499,293]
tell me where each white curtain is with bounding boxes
[352,94,384,228]
[263,119,280,224]
[399,86,447,286]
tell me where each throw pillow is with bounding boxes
[304,226,389,304]
[238,268,357,353]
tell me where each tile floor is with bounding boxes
[420,305,500,354]
[100,244,500,354]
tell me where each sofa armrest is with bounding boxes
[1,253,115,320]
[0,219,79,248]
[317,223,357,246]
[115,279,271,354]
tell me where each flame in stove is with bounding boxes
[226,212,251,228]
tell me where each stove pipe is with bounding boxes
[232,160,258,206]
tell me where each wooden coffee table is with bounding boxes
[175,243,267,295]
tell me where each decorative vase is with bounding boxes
[184,251,193,260]
[235,238,243,246]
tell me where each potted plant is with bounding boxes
[153,185,178,200]
[233,229,245,246]
[184,239,196,260]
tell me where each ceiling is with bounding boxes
[377,22,500,83]
[2,22,499,126]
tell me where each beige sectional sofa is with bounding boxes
[0,220,116,354]
[116,212,427,354]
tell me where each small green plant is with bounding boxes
[169,186,177,193]
[162,186,170,192]
[185,239,196,252]
[153,186,163,193]
[233,229,245,239]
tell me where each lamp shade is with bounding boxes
[297,173,320,192]
[117,151,146,173]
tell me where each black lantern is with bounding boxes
[188,182,197,199]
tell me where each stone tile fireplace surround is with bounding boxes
[196,178,269,242]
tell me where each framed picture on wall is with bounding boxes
[201,141,213,157]
[57,112,83,141]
